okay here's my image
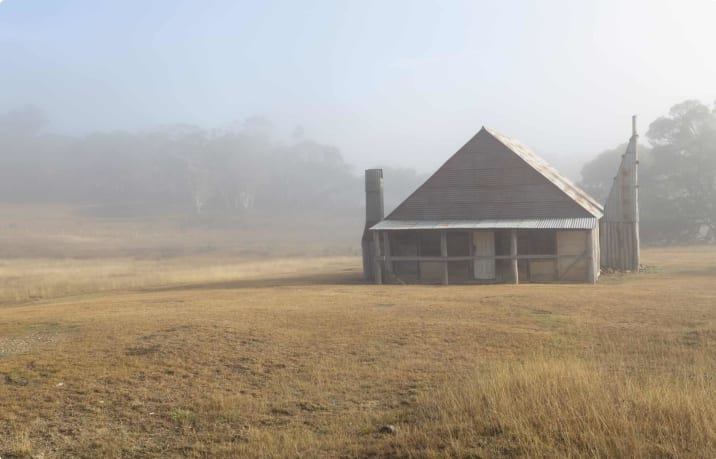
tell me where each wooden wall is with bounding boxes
[600,221,639,272]
[556,229,599,283]
[377,228,599,285]
[557,231,588,282]
[601,120,639,272]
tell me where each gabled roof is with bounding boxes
[385,127,603,222]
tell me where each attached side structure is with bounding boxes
[600,116,640,271]
[362,127,604,285]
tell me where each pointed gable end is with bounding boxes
[386,127,603,221]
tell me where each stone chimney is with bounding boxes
[361,169,384,281]
[364,169,384,228]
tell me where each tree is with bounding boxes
[0,105,48,138]
[0,107,429,229]
[644,100,716,242]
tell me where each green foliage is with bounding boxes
[170,408,197,424]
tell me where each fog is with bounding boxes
[1,1,715,246]
[3,1,716,174]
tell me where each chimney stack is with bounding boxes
[361,169,384,282]
[632,115,637,137]
[364,169,384,227]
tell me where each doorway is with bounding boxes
[472,231,495,280]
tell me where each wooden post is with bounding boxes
[372,231,382,285]
[415,232,422,283]
[383,231,392,278]
[586,229,596,284]
[440,231,449,285]
[510,230,519,284]
[633,119,640,271]
[468,231,474,279]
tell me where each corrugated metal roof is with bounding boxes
[385,127,604,222]
[485,128,604,218]
[371,217,598,231]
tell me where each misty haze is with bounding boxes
[1,1,716,457]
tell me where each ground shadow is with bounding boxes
[143,269,366,293]
[674,266,716,277]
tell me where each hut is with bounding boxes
[361,126,606,285]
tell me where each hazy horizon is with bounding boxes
[2,0,716,179]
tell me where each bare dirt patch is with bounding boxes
[0,323,68,358]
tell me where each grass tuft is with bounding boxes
[171,408,197,425]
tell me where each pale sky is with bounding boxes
[1,0,715,179]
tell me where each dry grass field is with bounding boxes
[1,243,716,457]
[0,204,361,259]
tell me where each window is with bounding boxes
[390,231,418,256]
[419,231,441,256]
[494,230,556,256]
[528,230,556,255]
[447,232,470,256]
[495,231,511,256]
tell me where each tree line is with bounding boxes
[0,107,424,219]
[1,100,714,243]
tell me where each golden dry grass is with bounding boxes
[0,256,357,304]
[1,246,715,458]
